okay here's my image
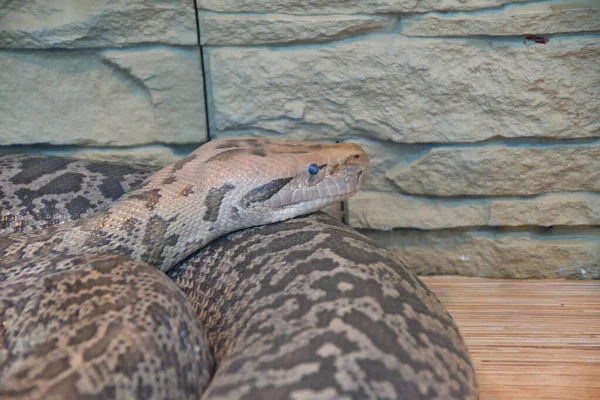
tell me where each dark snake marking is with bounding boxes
[215,143,240,150]
[215,139,245,150]
[129,188,162,211]
[211,139,268,161]
[215,138,260,150]
[276,143,324,154]
[251,149,267,157]
[206,149,249,164]
[64,196,93,220]
[16,172,85,203]
[180,185,194,197]
[281,143,323,149]
[171,153,198,173]
[83,225,112,249]
[141,215,180,265]
[7,199,59,231]
[85,161,153,201]
[159,154,200,187]
[97,176,133,200]
[121,217,139,235]
[204,184,236,223]
[162,176,177,185]
[9,157,75,185]
[242,177,293,205]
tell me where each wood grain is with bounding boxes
[421,277,600,400]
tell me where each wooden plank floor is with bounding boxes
[421,277,600,400]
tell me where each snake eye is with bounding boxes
[308,163,319,176]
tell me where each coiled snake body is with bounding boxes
[0,138,477,399]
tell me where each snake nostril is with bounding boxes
[352,154,360,159]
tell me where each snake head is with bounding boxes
[193,137,369,227]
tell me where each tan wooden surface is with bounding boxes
[421,277,600,400]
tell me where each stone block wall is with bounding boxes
[1,0,598,279]
[198,0,600,279]
[0,0,207,165]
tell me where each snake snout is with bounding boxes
[341,145,369,171]
[344,162,363,176]
[342,148,369,178]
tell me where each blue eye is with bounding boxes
[308,163,319,176]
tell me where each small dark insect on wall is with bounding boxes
[524,35,549,44]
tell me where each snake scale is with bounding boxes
[0,137,478,399]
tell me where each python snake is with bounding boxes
[0,137,477,399]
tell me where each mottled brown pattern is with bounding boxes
[242,177,293,204]
[205,149,248,164]
[129,189,162,211]
[0,254,213,400]
[180,185,194,197]
[162,176,177,185]
[121,217,139,234]
[251,149,267,157]
[215,140,242,150]
[170,154,198,173]
[0,154,151,236]
[204,184,235,222]
[141,215,180,266]
[175,212,478,400]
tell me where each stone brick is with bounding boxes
[387,146,600,196]
[348,192,489,230]
[366,229,600,279]
[200,0,533,14]
[207,36,599,143]
[0,0,196,48]
[0,47,206,146]
[199,13,395,45]
[403,2,600,37]
[348,191,600,229]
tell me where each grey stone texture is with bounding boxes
[349,192,600,230]
[402,1,600,37]
[0,0,197,48]
[0,47,207,146]
[199,13,396,45]
[366,229,600,279]
[206,36,599,143]
[200,0,534,14]
[387,146,600,196]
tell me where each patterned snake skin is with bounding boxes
[0,139,478,399]
[173,213,478,399]
[0,154,152,236]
